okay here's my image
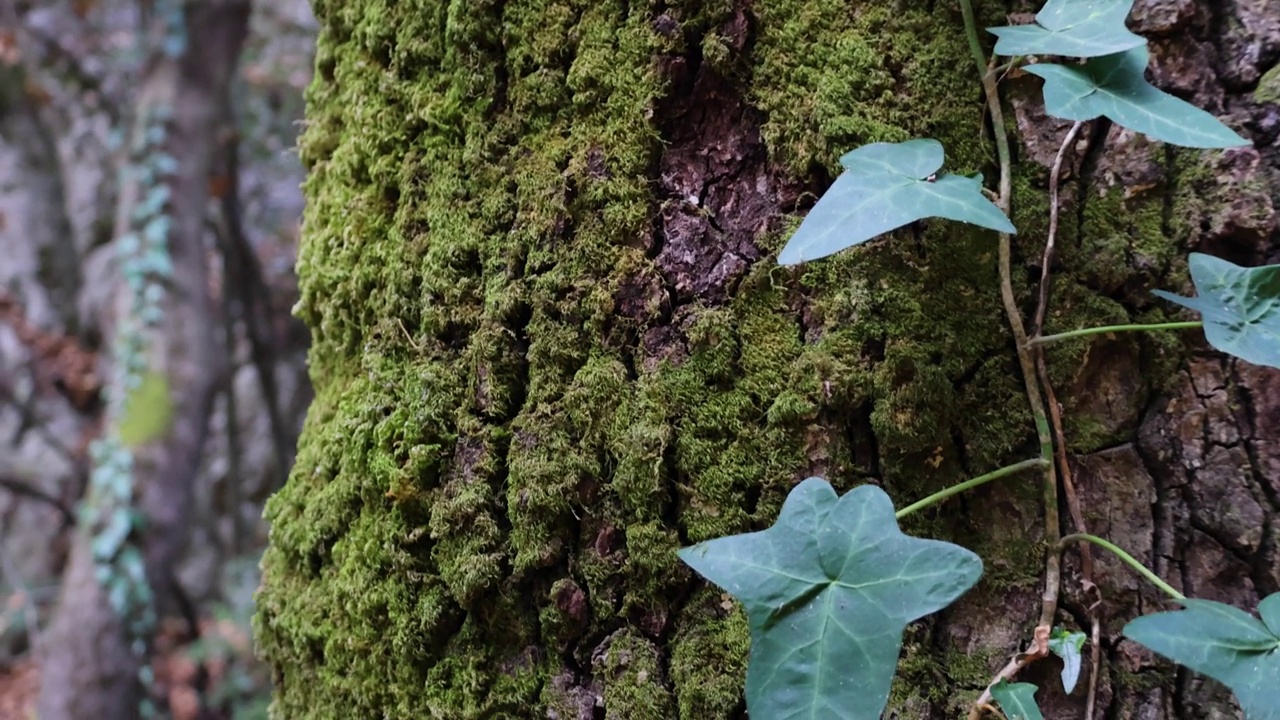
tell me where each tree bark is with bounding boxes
[257,1,1280,718]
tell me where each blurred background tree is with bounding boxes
[0,1,316,717]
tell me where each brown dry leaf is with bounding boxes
[0,290,102,412]
[0,31,18,66]
[0,661,37,720]
[71,0,98,18]
[169,685,199,720]
[22,80,50,107]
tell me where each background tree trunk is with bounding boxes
[256,1,1280,718]
[36,3,250,718]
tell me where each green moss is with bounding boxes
[888,639,950,708]
[939,644,1005,716]
[669,589,749,718]
[888,634,1001,717]
[596,630,676,719]
[750,1,1006,174]
[118,370,173,447]
[1256,63,1280,104]
[1069,173,1174,295]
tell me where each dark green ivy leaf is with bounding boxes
[991,681,1046,720]
[677,478,983,719]
[1153,253,1280,369]
[777,139,1015,265]
[1124,594,1280,719]
[1025,47,1250,148]
[989,0,1145,57]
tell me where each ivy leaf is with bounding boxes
[91,508,134,562]
[1153,253,1280,369]
[989,0,1145,58]
[990,681,1045,720]
[1259,594,1280,637]
[777,139,1015,265]
[1123,595,1280,719]
[676,478,983,719]
[1024,47,1249,148]
[1049,629,1088,694]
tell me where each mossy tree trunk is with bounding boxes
[256,1,1280,717]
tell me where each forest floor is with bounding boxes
[0,612,266,720]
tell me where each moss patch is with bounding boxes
[1255,63,1280,105]
[118,370,173,447]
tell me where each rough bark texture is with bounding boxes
[256,0,1280,718]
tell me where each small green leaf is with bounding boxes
[1049,629,1088,694]
[777,139,1015,265]
[1025,47,1250,148]
[989,0,1145,57]
[91,509,134,562]
[1124,594,1280,719]
[991,681,1045,720]
[1153,253,1280,369]
[677,478,983,720]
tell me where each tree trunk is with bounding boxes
[256,1,1280,718]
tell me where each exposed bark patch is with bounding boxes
[1131,0,1200,35]
[1239,363,1280,501]
[593,524,621,556]
[544,671,603,720]
[613,267,667,323]
[1072,446,1160,600]
[447,435,486,483]
[639,324,687,372]
[554,579,590,626]
[1139,355,1280,618]
[652,23,777,305]
[1186,147,1278,255]
[1065,340,1148,441]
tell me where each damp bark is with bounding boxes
[255,1,1280,718]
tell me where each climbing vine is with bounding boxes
[678,1,1279,718]
[81,1,187,716]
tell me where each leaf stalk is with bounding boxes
[1029,321,1204,346]
[896,459,1049,519]
[1059,534,1185,600]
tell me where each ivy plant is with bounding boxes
[1153,253,1280,369]
[677,0,1279,718]
[678,480,982,718]
[990,681,1045,720]
[777,139,1014,265]
[1048,628,1088,694]
[1023,47,1250,148]
[1124,595,1280,720]
[988,0,1144,57]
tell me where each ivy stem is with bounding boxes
[1032,120,1084,337]
[1029,321,1204,346]
[958,0,1060,632]
[896,459,1048,518]
[1032,122,1105,720]
[1059,534,1185,601]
